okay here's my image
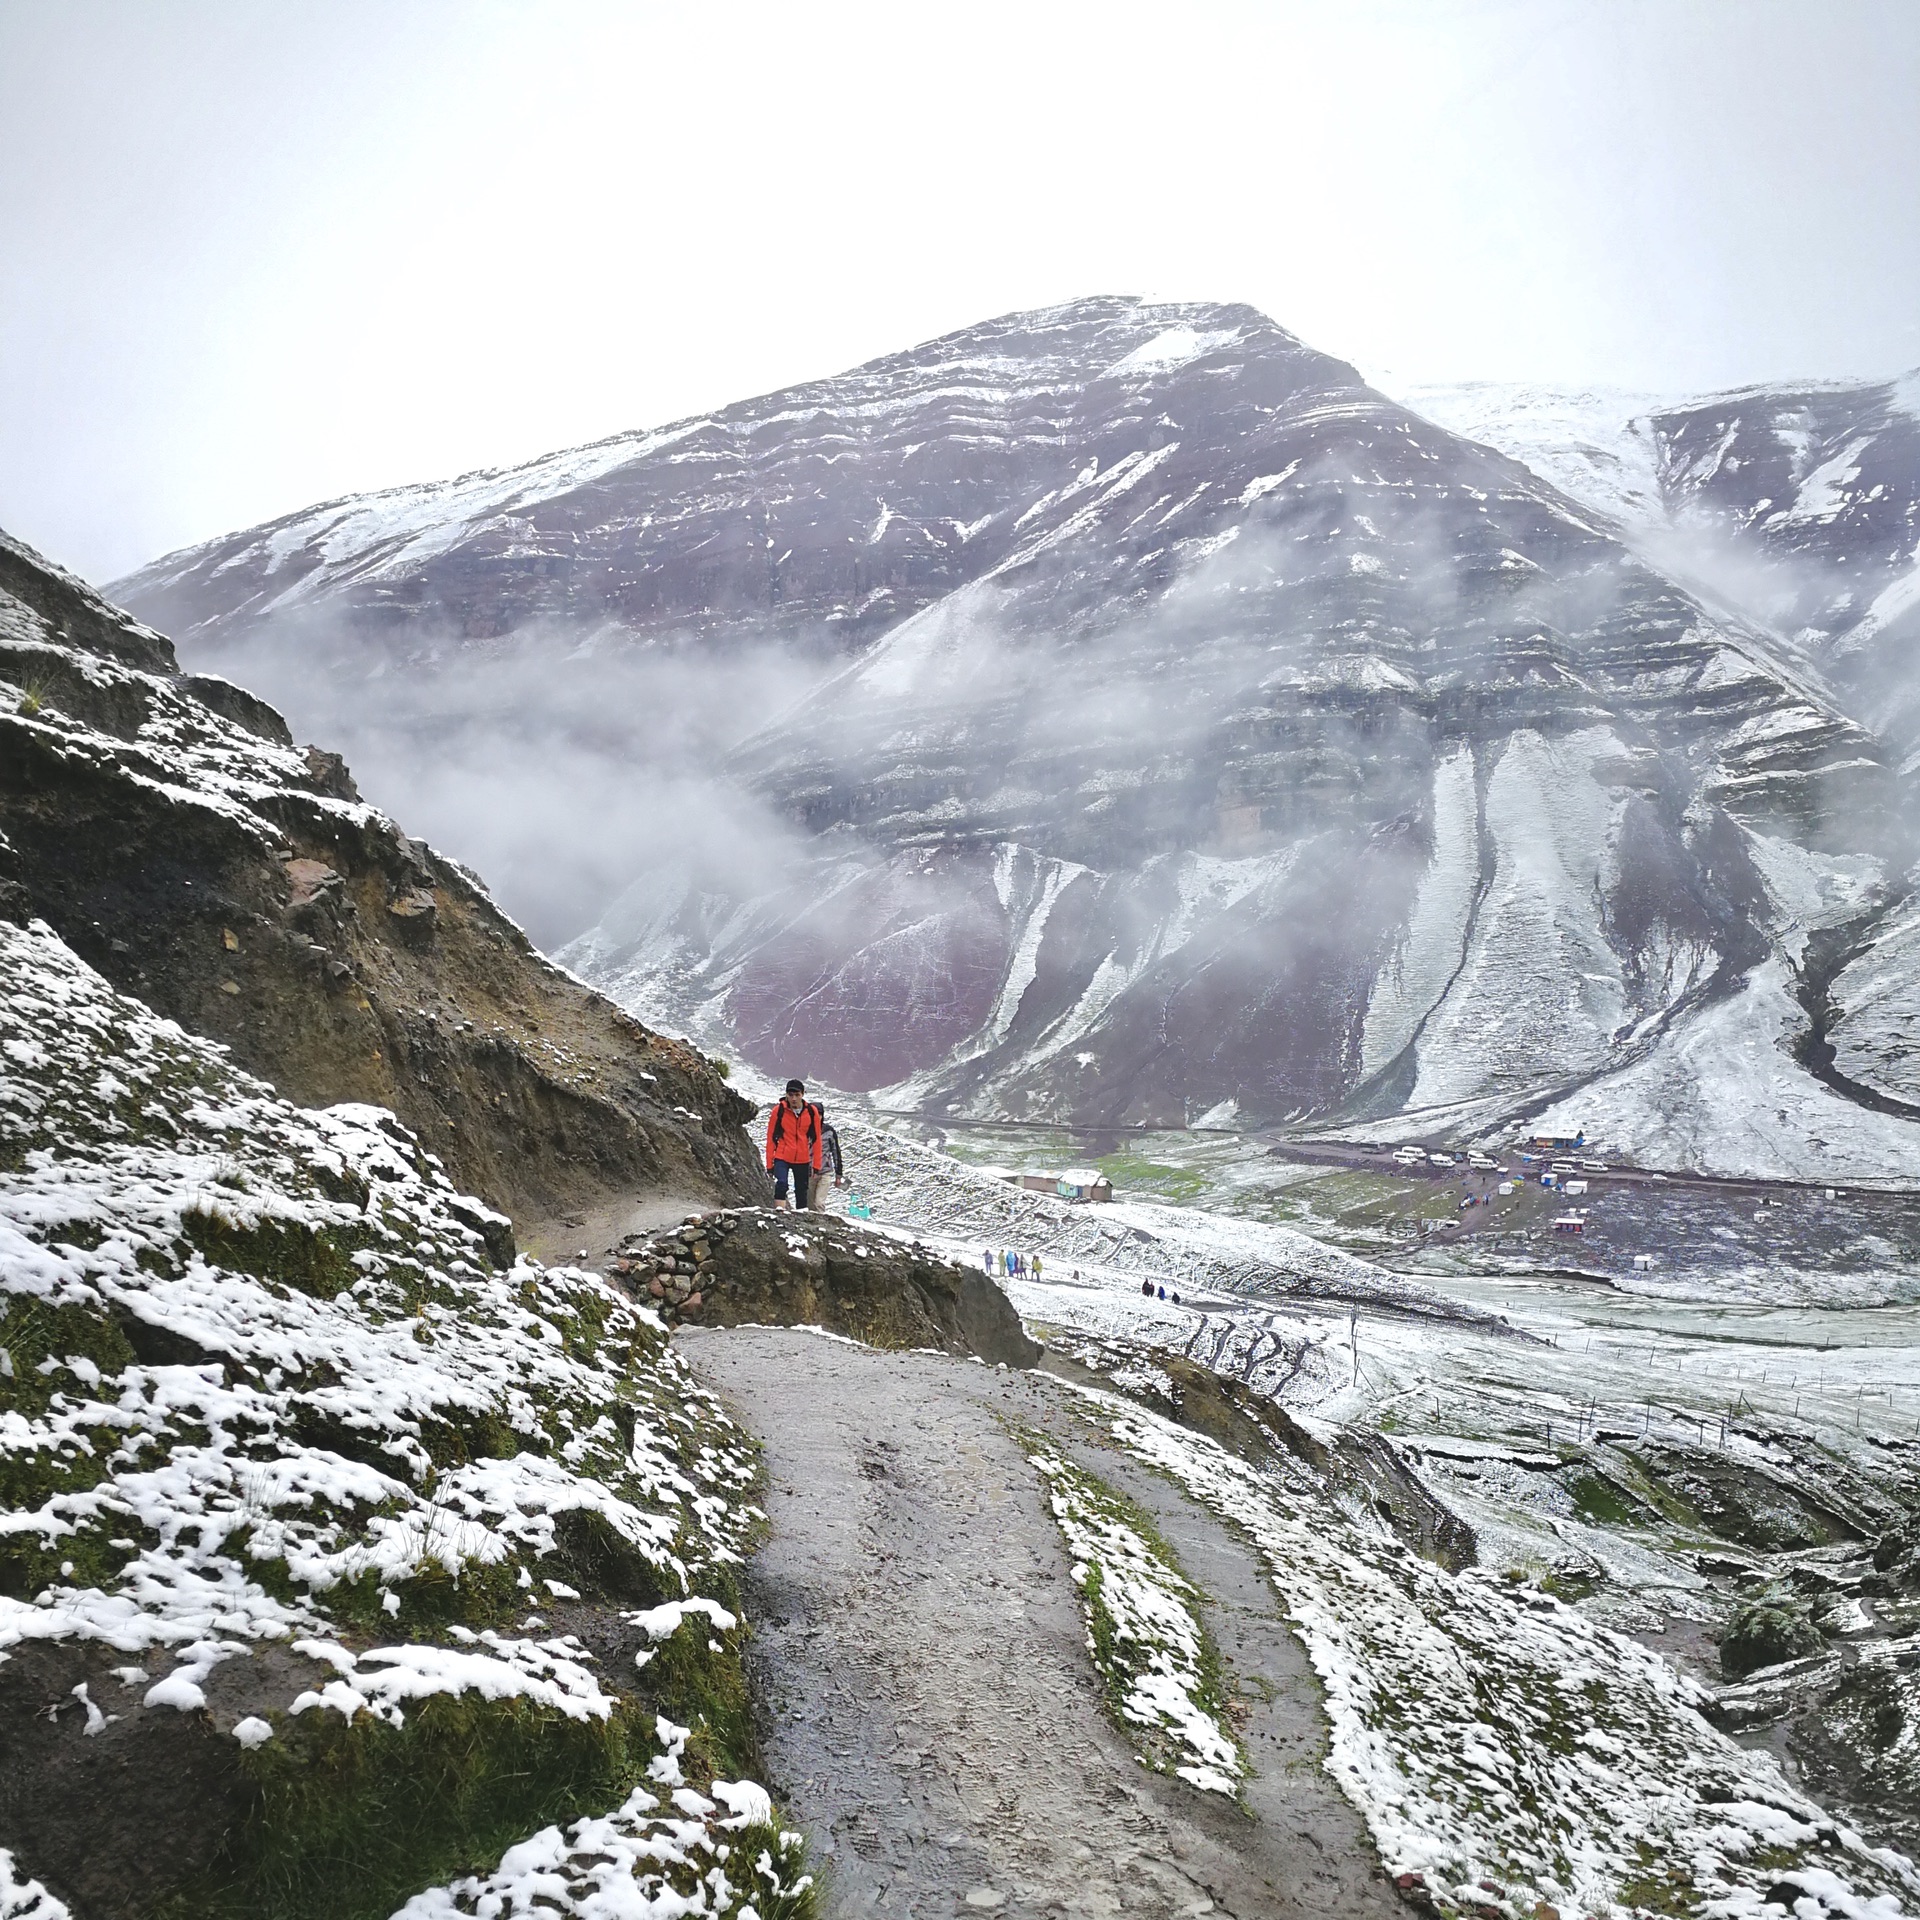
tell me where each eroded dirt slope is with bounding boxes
[0,528,757,1224]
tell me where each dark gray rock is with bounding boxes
[608,1208,1040,1367]
[1720,1589,1828,1678]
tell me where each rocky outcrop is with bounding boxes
[605,1209,1040,1366]
[1404,372,1920,719]
[1644,374,1920,694]
[0,527,759,1224]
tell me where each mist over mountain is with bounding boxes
[1410,372,1920,1122]
[115,298,1920,1180]
[1408,370,1920,722]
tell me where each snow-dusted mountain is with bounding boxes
[1408,371,1920,1139]
[114,300,1920,1180]
[1407,371,1920,717]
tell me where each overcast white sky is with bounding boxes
[4,0,1918,584]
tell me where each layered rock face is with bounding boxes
[112,302,1920,1176]
[1410,374,1920,1141]
[1406,371,1920,689]
[1646,375,1920,680]
[0,530,759,1221]
[115,305,1259,661]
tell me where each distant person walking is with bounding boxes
[810,1107,846,1209]
[765,1080,823,1210]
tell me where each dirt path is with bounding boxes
[519,1189,712,1265]
[683,1328,1403,1919]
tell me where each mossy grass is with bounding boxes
[1567,1467,1647,1528]
[0,1296,135,1417]
[146,1565,796,1920]
[157,1693,654,1920]
[1092,1151,1210,1203]
[180,1205,373,1299]
[1007,1419,1246,1791]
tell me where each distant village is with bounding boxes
[1353,1127,1603,1233]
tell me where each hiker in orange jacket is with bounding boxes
[765,1079,824,1209]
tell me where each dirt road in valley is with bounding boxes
[682,1327,1404,1920]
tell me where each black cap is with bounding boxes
[785,1079,806,1094]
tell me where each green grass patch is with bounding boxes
[179,1206,370,1300]
[159,1694,654,1920]
[1567,1469,1647,1528]
[1093,1152,1211,1203]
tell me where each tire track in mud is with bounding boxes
[683,1328,1405,1919]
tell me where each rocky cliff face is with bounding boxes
[115,304,1252,662]
[1408,375,1920,1143]
[0,529,759,1223]
[1646,375,1920,689]
[1410,371,1920,727]
[112,302,1920,1180]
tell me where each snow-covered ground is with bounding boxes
[8,905,1915,1914]
[1396,381,1672,534]
[0,915,797,1917]
[1525,959,1920,1186]
[1026,1439,1247,1798]
[834,1114,1919,1664]
[833,1116,1498,1325]
[1073,1378,1919,1920]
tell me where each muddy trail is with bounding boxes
[684,1327,1404,1920]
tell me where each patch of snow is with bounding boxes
[1827,885,1920,1106]
[1239,463,1301,505]
[1029,1444,1245,1796]
[1409,729,1625,1108]
[1362,745,1479,1079]
[1741,830,1883,964]
[0,1850,70,1920]
[1103,326,1243,380]
[1530,957,1920,1184]
[389,1776,810,1918]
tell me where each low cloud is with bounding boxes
[180,615,819,947]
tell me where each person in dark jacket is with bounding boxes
[765,1080,823,1209]
[809,1108,846,1208]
